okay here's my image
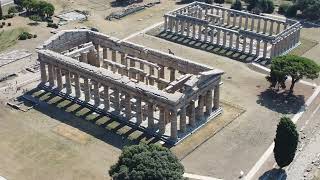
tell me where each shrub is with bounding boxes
[258,0,275,13]
[0,25,3,28]
[19,32,29,40]
[8,22,11,26]
[274,117,299,168]
[8,6,18,14]
[29,14,42,22]
[33,34,37,38]
[231,0,243,10]
[278,3,290,14]
[3,14,14,19]
[214,0,225,4]
[47,22,58,28]
[285,5,298,17]
[2,22,5,25]
[27,33,33,39]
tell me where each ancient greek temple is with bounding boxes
[37,30,224,144]
[164,1,302,59]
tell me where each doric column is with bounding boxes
[257,18,261,33]
[242,37,247,53]
[233,13,237,27]
[169,67,176,81]
[113,88,120,113]
[236,34,240,50]
[84,78,90,102]
[198,24,202,40]
[263,19,268,34]
[180,107,186,133]
[180,20,185,35]
[276,22,281,34]
[269,21,274,35]
[217,29,221,45]
[170,110,178,141]
[149,66,155,85]
[191,23,195,39]
[206,90,213,115]
[270,44,276,58]
[239,15,243,29]
[263,41,268,59]
[222,30,227,47]
[226,11,231,25]
[189,101,196,127]
[175,19,179,33]
[40,62,47,83]
[125,93,132,119]
[103,48,108,60]
[65,70,72,94]
[249,38,254,54]
[56,68,63,90]
[136,97,142,124]
[87,49,96,66]
[250,17,255,31]
[80,52,88,63]
[93,81,100,106]
[214,85,220,109]
[159,106,166,134]
[229,32,233,48]
[158,65,165,79]
[102,85,109,111]
[186,21,191,37]
[164,16,168,30]
[147,103,154,129]
[204,25,208,42]
[111,50,116,62]
[74,73,81,98]
[48,64,55,87]
[244,15,249,29]
[256,39,261,56]
[197,95,205,121]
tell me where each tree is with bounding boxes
[274,117,299,168]
[295,0,320,20]
[214,0,225,4]
[258,0,274,13]
[285,5,298,17]
[0,6,3,19]
[231,0,243,10]
[109,144,184,180]
[43,2,54,17]
[267,55,320,93]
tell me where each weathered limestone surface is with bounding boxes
[163,1,302,59]
[38,29,224,144]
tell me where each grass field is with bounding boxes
[0,27,27,52]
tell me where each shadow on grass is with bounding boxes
[256,89,305,114]
[156,31,258,63]
[19,87,167,150]
[259,168,287,180]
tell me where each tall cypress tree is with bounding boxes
[274,117,299,168]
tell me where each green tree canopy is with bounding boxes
[267,55,320,93]
[274,117,299,168]
[109,144,184,180]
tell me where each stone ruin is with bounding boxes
[37,30,224,144]
[164,1,302,59]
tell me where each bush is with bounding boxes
[214,0,225,4]
[47,22,58,28]
[285,5,298,17]
[8,6,18,14]
[0,25,3,28]
[8,22,11,26]
[3,14,14,19]
[29,14,42,22]
[2,22,5,25]
[274,117,299,168]
[109,144,184,180]
[278,3,290,14]
[231,0,243,10]
[27,33,33,39]
[258,0,275,13]
[19,32,29,40]
[33,34,37,38]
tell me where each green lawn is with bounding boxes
[0,27,27,52]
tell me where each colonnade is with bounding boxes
[164,2,302,59]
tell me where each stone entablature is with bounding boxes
[37,30,224,144]
[164,1,302,59]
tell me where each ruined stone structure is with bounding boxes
[164,1,302,59]
[37,30,223,144]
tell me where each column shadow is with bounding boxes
[156,31,258,63]
[18,87,166,149]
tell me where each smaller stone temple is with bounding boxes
[164,1,302,59]
[37,30,224,144]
